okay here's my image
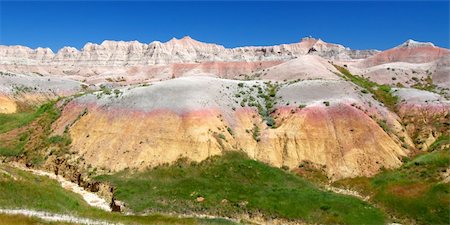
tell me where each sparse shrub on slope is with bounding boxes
[334,65,398,111]
[235,81,280,128]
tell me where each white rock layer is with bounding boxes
[0,36,378,66]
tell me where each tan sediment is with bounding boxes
[0,95,17,114]
[64,103,405,180]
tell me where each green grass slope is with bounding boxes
[0,101,60,157]
[334,144,450,224]
[334,65,398,111]
[0,164,235,225]
[96,152,386,225]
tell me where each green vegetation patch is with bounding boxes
[235,81,279,128]
[96,152,385,225]
[0,132,30,157]
[0,101,57,134]
[0,214,76,225]
[428,135,450,151]
[0,112,36,134]
[410,75,437,93]
[0,101,61,158]
[0,164,235,225]
[334,65,398,111]
[0,164,91,214]
[334,146,450,224]
[0,101,61,133]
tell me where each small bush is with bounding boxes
[218,133,226,140]
[252,125,261,142]
[48,135,71,146]
[226,127,234,136]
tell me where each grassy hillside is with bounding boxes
[0,111,39,134]
[0,163,235,225]
[0,101,60,158]
[334,65,398,111]
[334,145,450,224]
[95,152,385,225]
[0,214,76,225]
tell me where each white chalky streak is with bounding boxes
[0,209,117,225]
[10,163,111,212]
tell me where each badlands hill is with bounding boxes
[0,37,449,178]
[0,36,449,224]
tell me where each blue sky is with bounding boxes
[0,1,448,51]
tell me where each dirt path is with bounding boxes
[0,209,117,225]
[10,163,111,211]
[324,185,370,201]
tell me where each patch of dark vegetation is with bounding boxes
[218,133,226,140]
[257,82,279,127]
[226,127,234,136]
[377,119,390,133]
[251,124,260,142]
[410,75,436,91]
[235,81,280,128]
[113,89,123,98]
[11,84,35,96]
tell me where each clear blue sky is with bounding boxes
[0,1,449,51]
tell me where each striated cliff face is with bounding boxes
[0,36,377,66]
[53,77,407,180]
[360,40,450,67]
[337,40,450,89]
[394,88,450,151]
[2,37,448,89]
[0,73,83,113]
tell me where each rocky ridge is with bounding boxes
[0,36,378,66]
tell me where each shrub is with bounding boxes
[113,89,122,97]
[226,127,234,136]
[252,125,261,142]
[265,117,275,127]
[218,133,226,140]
